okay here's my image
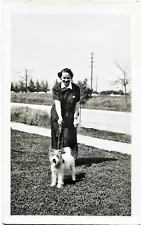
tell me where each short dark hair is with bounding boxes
[57,68,74,79]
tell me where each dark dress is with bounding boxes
[51,82,80,159]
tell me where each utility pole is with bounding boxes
[90,53,94,92]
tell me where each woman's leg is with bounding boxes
[51,118,59,149]
[63,124,78,159]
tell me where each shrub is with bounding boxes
[11,107,51,127]
[77,78,92,105]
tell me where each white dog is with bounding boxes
[49,147,76,188]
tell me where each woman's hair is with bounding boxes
[57,68,74,79]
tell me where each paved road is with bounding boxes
[11,102,131,135]
[80,108,130,134]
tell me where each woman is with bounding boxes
[51,68,80,159]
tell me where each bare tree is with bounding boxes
[17,69,32,92]
[18,69,32,102]
[113,61,131,109]
[114,61,130,95]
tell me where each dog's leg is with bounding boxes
[70,163,76,181]
[57,169,64,188]
[50,167,57,187]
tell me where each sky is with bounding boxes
[11,14,131,92]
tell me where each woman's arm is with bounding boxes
[74,101,80,119]
[74,101,80,128]
[73,84,80,127]
[52,83,63,125]
[54,100,63,125]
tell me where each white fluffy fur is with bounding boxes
[49,147,75,188]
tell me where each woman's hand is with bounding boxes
[74,117,79,128]
[58,117,63,126]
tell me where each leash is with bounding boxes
[57,124,62,149]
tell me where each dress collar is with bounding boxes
[61,82,72,90]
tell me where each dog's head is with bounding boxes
[49,147,64,168]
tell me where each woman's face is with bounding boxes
[61,72,72,87]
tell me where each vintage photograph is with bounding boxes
[10,11,132,217]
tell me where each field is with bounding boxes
[11,130,131,216]
[11,92,131,112]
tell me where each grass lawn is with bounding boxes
[11,130,131,216]
[79,127,131,143]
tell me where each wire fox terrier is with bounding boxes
[49,147,76,188]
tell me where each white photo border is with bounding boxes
[2,1,141,224]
